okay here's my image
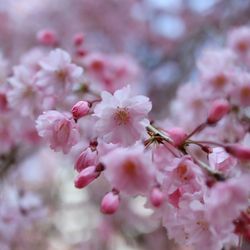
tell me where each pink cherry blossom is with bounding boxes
[20,48,46,73]
[162,156,205,201]
[7,66,42,118]
[163,193,224,250]
[81,52,140,92]
[35,48,83,96]
[229,72,250,107]
[36,110,80,154]
[101,145,154,196]
[94,85,152,146]
[197,49,236,95]
[205,176,250,238]
[228,26,250,56]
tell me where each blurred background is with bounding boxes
[1,0,250,249]
[1,0,250,116]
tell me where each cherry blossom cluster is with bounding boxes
[2,1,250,249]
[32,26,250,250]
[0,3,250,247]
[0,29,143,249]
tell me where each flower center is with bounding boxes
[114,107,130,125]
[237,41,248,53]
[196,220,209,231]
[241,85,250,99]
[123,160,136,176]
[56,70,67,81]
[177,163,188,180]
[213,74,227,88]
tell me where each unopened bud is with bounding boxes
[76,48,88,57]
[75,147,98,172]
[72,101,90,120]
[168,127,187,147]
[73,33,85,47]
[150,187,164,207]
[36,28,57,46]
[207,99,230,124]
[101,191,120,214]
[74,166,99,189]
[225,144,250,160]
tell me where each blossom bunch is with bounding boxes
[1,3,250,247]
[33,26,250,250]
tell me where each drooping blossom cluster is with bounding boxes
[33,26,250,250]
[1,2,250,248]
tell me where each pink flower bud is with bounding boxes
[101,191,120,214]
[36,29,58,46]
[225,144,250,160]
[207,99,230,124]
[75,147,98,172]
[73,33,85,47]
[76,48,88,57]
[168,127,187,147]
[74,166,99,189]
[71,101,90,120]
[150,187,164,207]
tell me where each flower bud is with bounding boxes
[225,144,250,160]
[72,101,90,120]
[36,29,57,46]
[150,187,164,207]
[76,48,88,57]
[75,148,98,172]
[168,127,187,147]
[207,99,230,124]
[73,33,85,47]
[101,191,120,214]
[74,166,99,189]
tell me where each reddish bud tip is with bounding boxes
[168,127,187,147]
[101,191,120,214]
[73,33,85,47]
[76,48,88,57]
[207,99,230,124]
[72,101,90,120]
[225,144,250,160]
[36,29,57,46]
[74,147,98,172]
[74,166,99,189]
[150,187,164,207]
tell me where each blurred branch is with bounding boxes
[0,147,17,178]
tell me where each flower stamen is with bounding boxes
[114,107,130,125]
